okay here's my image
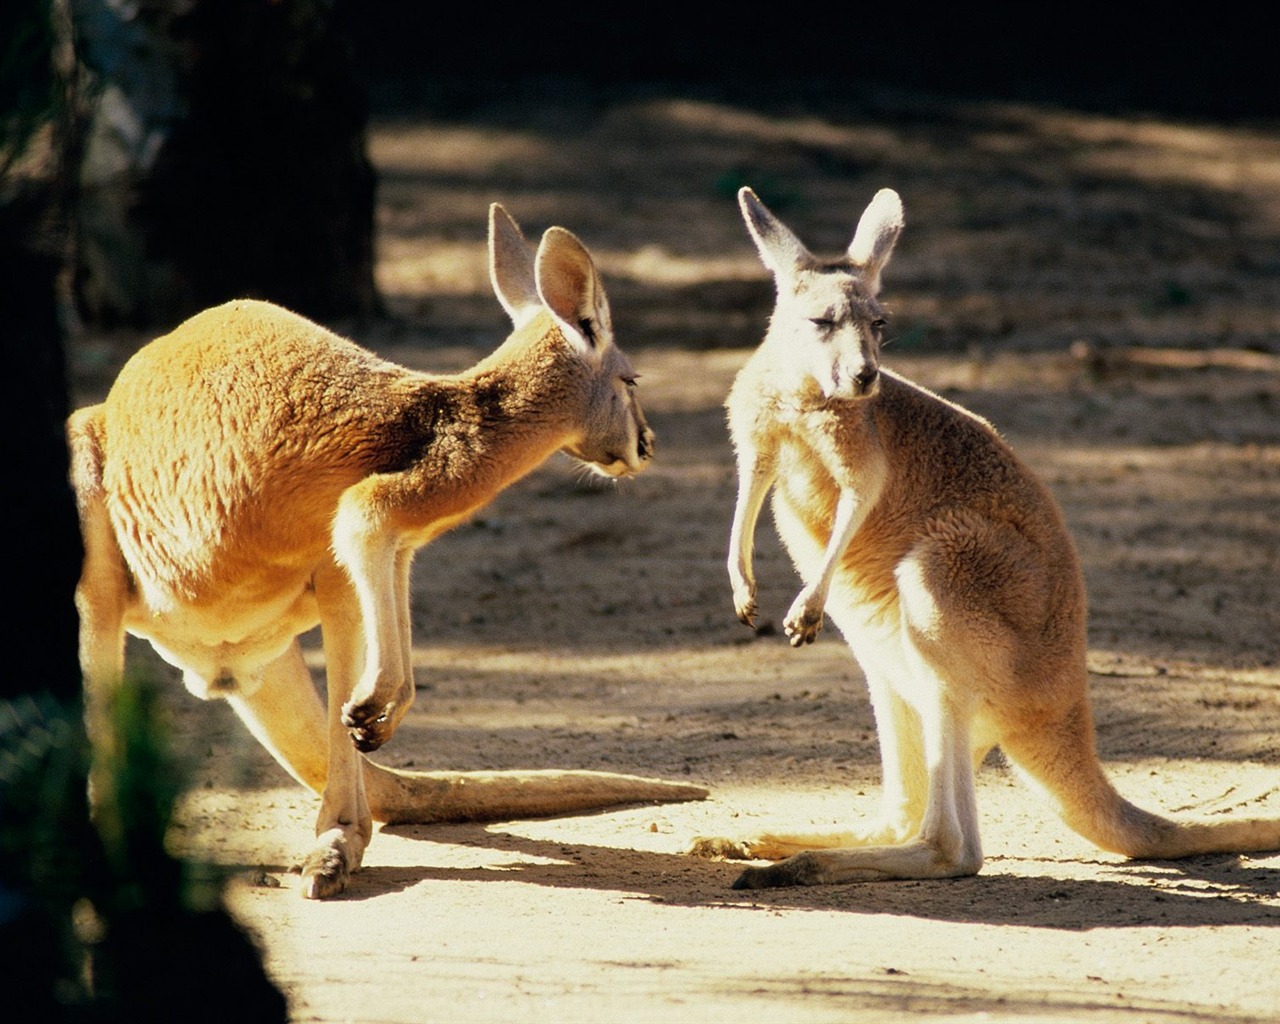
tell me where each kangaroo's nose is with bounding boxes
[854,366,879,391]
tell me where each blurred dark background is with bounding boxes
[56,2,1280,336]
[347,6,1277,123]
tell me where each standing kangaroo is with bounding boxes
[693,186,1280,888]
[69,204,706,899]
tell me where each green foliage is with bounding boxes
[88,675,187,896]
[0,673,286,1021]
[0,692,98,1016]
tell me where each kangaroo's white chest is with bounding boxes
[769,428,846,579]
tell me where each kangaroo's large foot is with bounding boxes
[300,828,364,899]
[710,838,983,888]
[688,835,757,860]
[688,827,900,864]
[732,852,828,889]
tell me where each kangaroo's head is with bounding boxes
[489,203,654,478]
[739,186,903,402]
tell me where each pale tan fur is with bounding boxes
[70,205,706,899]
[691,186,1280,888]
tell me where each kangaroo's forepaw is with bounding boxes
[732,581,758,628]
[341,696,403,752]
[301,844,353,900]
[782,601,824,646]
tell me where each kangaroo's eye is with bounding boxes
[809,317,834,330]
[622,376,638,389]
[870,318,887,330]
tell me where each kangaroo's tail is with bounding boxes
[1001,699,1280,859]
[226,643,708,826]
[364,763,708,826]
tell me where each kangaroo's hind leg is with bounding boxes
[733,631,983,887]
[855,671,930,845]
[730,546,1004,887]
[718,642,933,862]
[68,407,131,808]
[731,518,1069,887]
[293,561,375,899]
[225,640,330,796]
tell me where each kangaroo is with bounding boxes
[69,204,707,899]
[691,185,1280,888]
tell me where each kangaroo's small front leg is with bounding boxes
[331,486,416,752]
[727,450,775,628]
[783,489,863,647]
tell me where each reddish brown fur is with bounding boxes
[71,206,705,900]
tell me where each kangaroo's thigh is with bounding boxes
[225,641,328,794]
[826,601,928,839]
[895,520,1068,707]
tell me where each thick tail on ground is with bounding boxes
[365,763,709,825]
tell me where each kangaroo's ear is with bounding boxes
[847,188,903,296]
[738,187,812,280]
[535,226,612,360]
[489,203,542,327]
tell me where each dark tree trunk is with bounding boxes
[0,5,289,1017]
[1,5,83,702]
[69,0,378,329]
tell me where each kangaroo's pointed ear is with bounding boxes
[535,226,612,360]
[739,187,812,280]
[489,203,542,327]
[847,188,903,296]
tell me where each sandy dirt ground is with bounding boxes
[68,84,1280,1023]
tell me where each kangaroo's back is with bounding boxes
[102,298,413,483]
[95,299,419,599]
[853,369,1082,608]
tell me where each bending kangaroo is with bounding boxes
[693,186,1280,888]
[70,204,706,898]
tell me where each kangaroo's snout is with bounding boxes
[823,357,880,402]
[852,364,880,395]
[572,418,655,478]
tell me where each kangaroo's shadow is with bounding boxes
[293,817,1280,931]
